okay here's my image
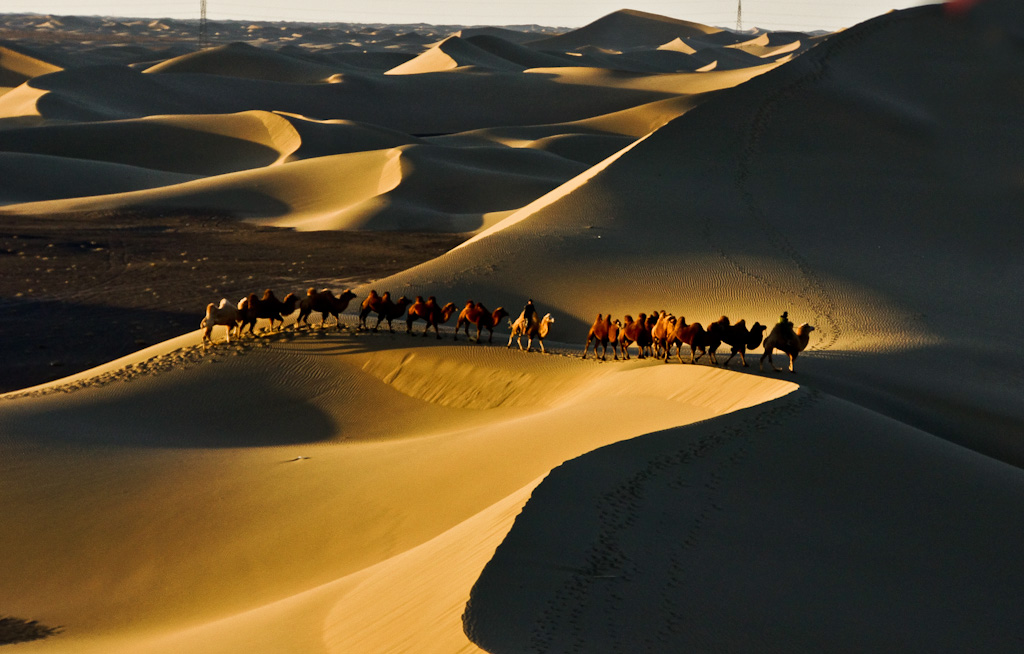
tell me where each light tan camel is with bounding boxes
[650,311,676,359]
[760,322,815,373]
[201,298,242,347]
[508,312,554,353]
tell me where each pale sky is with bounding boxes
[3,0,937,32]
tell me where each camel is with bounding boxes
[708,317,767,367]
[665,317,720,364]
[358,290,386,330]
[371,294,411,333]
[508,312,554,353]
[237,289,299,335]
[583,313,616,360]
[760,322,815,373]
[455,301,508,343]
[200,298,242,347]
[406,296,459,338]
[297,287,357,330]
[619,313,651,360]
[650,311,676,360]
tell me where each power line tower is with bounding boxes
[199,0,208,48]
[736,0,743,31]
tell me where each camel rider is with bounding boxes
[778,311,792,328]
[520,299,537,325]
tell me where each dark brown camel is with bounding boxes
[297,288,357,330]
[708,317,767,367]
[372,294,411,332]
[238,289,299,335]
[407,296,459,338]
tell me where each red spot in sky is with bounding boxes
[945,0,986,17]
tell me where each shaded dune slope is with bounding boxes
[373,3,1024,464]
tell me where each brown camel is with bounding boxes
[760,322,815,373]
[583,313,613,360]
[358,290,386,330]
[372,294,411,332]
[406,296,459,338]
[237,289,299,335]
[455,301,508,343]
[665,317,720,364]
[708,317,767,367]
[297,287,357,330]
[619,313,651,360]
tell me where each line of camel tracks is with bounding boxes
[200,287,815,373]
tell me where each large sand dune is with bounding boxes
[2,2,1023,652]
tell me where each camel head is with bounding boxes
[539,313,554,337]
[796,323,815,351]
[748,322,767,349]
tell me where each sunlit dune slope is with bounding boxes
[0,110,300,176]
[0,142,586,232]
[0,336,795,653]
[0,44,62,89]
[385,36,524,74]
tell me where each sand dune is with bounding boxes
[2,3,1023,653]
[1,142,586,232]
[385,36,525,74]
[0,110,301,176]
[0,45,62,90]
[143,42,343,83]
[525,8,722,51]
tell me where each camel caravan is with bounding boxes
[583,310,814,373]
[200,288,813,372]
[199,289,554,352]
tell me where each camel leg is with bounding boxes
[539,338,546,354]
[788,353,797,373]
[582,338,592,359]
[738,349,748,367]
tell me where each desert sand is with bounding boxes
[2,2,1024,652]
